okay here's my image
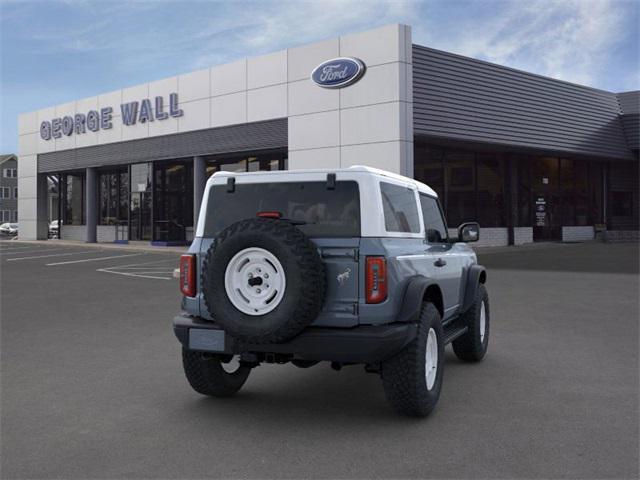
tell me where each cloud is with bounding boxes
[414,0,637,89]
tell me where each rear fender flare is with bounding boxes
[396,275,443,323]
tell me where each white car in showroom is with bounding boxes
[0,223,18,236]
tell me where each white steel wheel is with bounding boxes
[425,327,438,390]
[224,247,286,316]
[221,355,241,374]
[479,301,486,342]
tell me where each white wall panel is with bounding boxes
[17,154,37,178]
[289,147,340,170]
[341,141,403,173]
[288,38,339,82]
[178,98,211,132]
[248,50,287,89]
[340,24,403,67]
[340,62,401,109]
[18,133,38,156]
[122,84,148,104]
[179,68,210,102]
[97,119,123,144]
[149,113,179,137]
[211,92,247,127]
[75,129,99,148]
[247,84,287,122]
[121,118,149,141]
[341,102,401,145]
[18,112,38,135]
[76,95,99,113]
[289,110,340,151]
[98,89,122,110]
[288,79,339,116]
[211,59,246,96]
[149,76,178,99]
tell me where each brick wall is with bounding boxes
[562,226,594,242]
[60,225,86,241]
[514,227,533,245]
[447,227,509,247]
[604,230,640,242]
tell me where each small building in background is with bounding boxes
[0,154,18,224]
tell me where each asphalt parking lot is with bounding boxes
[1,240,638,479]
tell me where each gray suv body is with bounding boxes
[174,166,489,416]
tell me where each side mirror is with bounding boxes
[458,222,480,242]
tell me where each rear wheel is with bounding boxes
[182,349,251,397]
[381,302,444,417]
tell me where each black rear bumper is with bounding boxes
[173,313,417,364]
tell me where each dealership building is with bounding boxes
[17,24,639,246]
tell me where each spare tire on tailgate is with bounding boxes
[202,217,326,343]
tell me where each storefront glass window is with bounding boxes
[516,157,532,227]
[62,173,85,225]
[206,152,286,176]
[414,144,444,200]
[589,162,604,225]
[98,169,128,225]
[477,154,505,227]
[154,161,193,242]
[444,151,475,227]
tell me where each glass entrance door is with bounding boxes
[129,163,152,241]
[130,192,152,241]
[532,157,561,241]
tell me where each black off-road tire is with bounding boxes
[182,349,251,397]
[452,283,489,362]
[202,218,326,344]
[381,302,444,417]
[291,359,319,368]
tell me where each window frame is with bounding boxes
[419,192,449,243]
[379,180,423,237]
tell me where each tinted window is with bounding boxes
[380,182,420,233]
[203,181,360,237]
[419,194,448,243]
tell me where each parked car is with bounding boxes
[49,220,60,238]
[0,223,18,236]
[173,166,489,417]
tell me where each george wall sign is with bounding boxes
[40,93,184,140]
[311,57,366,89]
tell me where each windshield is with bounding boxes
[203,181,360,237]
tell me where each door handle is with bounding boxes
[434,258,447,267]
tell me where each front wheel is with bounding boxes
[452,283,490,362]
[182,349,251,397]
[381,302,444,417]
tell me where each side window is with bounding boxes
[380,182,421,233]
[419,194,448,243]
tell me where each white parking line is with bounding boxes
[6,250,99,262]
[0,246,47,253]
[97,259,177,280]
[47,253,143,266]
[0,248,71,256]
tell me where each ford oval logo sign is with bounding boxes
[311,57,366,89]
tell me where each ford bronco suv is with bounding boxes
[174,166,489,417]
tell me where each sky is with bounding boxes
[1,0,638,153]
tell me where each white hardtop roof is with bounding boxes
[207,165,438,197]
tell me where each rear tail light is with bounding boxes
[257,211,282,219]
[179,254,196,297]
[366,256,387,304]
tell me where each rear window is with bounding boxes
[203,181,360,237]
[380,182,421,233]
